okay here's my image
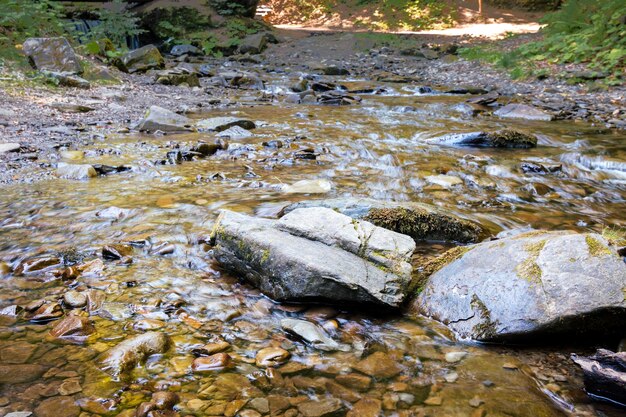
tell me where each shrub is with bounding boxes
[0,0,68,62]
[86,0,145,49]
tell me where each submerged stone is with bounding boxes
[100,331,169,376]
[281,319,350,352]
[413,231,626,342]
[0,364,46,384]
[353,352,402,379]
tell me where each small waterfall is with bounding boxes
[69,19,140,49]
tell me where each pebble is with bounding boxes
[444,371,459,383]
[297,398,343,417]
[444,351,468,363]
[353,352,402,379]
[34,396,80,417]
[0,143,20,153]
[58,379,82,395]
[255,347,291,367]
[191,353,232,372]
[469,396,484,407]
[424,396,443,406]
[63,291,87,308]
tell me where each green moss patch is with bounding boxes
[515,239,546,283]
[585,235,612,257]
[364,207,482,243]
[411,245,472,294]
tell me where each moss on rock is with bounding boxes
[411,245,472,295]
[364,206,482,244]
[585,235,613,257]
[515,239,546,283]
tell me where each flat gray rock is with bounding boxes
[0,143,20,153]
[212,207,415,307]
[56,163,97,180]
[413,231,626,342]
[494,103,553,121]
[137,106,193,133]
[196,116,256,132]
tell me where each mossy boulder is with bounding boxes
[22,37,82,74]
[428,130,537,149]
[412,231,626,342]
[116,44,164,73]
[281,198,484,243]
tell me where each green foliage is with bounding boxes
[459,0,625,82]
[264,0,454,31]
[86,0,145,49]
[519,0,625,77]
[0,0,69,62]
[211,0,250,16]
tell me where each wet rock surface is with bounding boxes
[414,231,626,341]
[212,207,415,307]
[572,349,626,406]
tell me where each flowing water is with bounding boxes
[1,77,625,417]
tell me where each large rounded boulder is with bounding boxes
[412,231,626,342]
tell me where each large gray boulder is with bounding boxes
[22,37,82,74]
[212,207,416,307]
[413,231,626,342]
[117,45,165,74]
[281,198,484,243]
[137,106,193,133]
[238,33,269,55]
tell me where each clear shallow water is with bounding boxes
[1,78,625,417]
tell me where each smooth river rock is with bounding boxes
[212,208,415,307]
[100,331,169,376]
[137,106,193,133]
[281,197,484,243]
[494,103,553,121]
[0,364,46,383]
[56,163,97,180]
[281,319,350,352]
[413,231,626,342]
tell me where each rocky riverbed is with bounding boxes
[0,30,625,417]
